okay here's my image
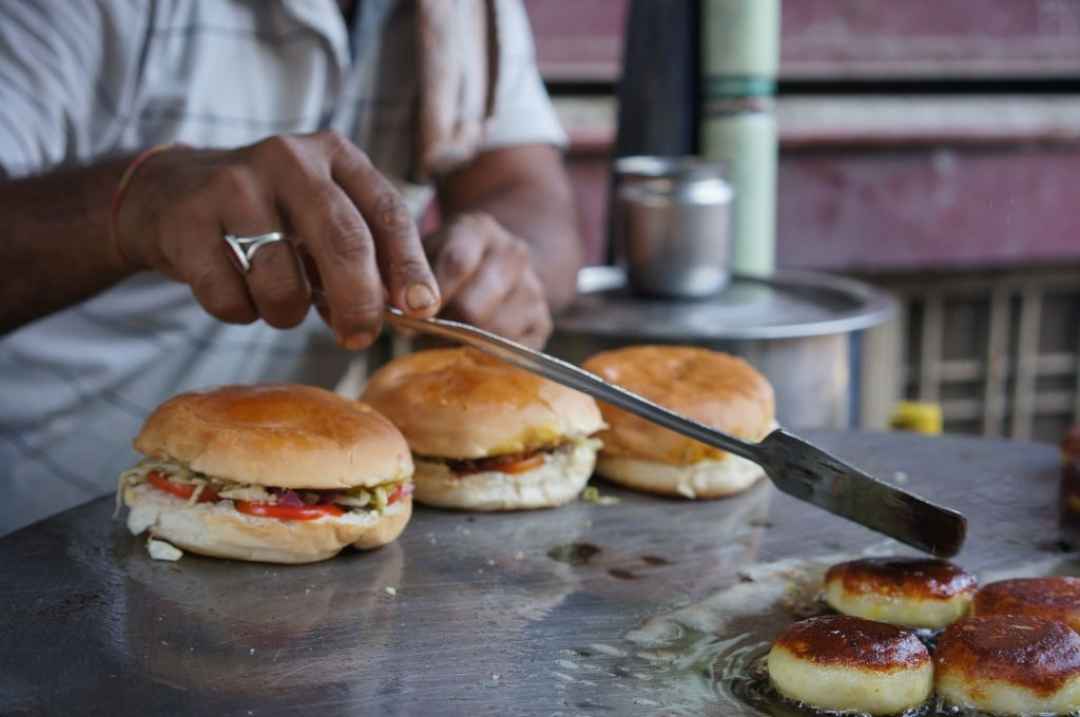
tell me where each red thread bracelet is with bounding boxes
[109,143,181,251]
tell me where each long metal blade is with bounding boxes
[759,429,967,557]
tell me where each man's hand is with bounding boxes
[111,131,440,350]
[425,212,553,349]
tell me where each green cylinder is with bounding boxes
[700,111,777,275]
[701,0,780,79]
[699,0,780,276]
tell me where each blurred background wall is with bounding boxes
[524,0,1080,442]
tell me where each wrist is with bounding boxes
[108,143,183,272]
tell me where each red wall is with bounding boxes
[525,0,1080,81]
[527,0,1080,271]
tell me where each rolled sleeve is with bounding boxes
[480,0,567,151]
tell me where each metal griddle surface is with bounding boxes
[0,432,1067,716]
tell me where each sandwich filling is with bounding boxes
[419,437,602,478]
[410,436,601,510]
[118,458,412,521]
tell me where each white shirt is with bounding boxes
[0,0,565,535]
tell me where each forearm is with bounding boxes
[437,146,583,312]
[0,157,135,334]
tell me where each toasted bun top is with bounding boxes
[134,384,413,489]
[773,615,930,671]
[826,557,978,601]
[936,616,1080,695]
[582,346,774,464]
[361,348,605,459]
[973,577,1080,629]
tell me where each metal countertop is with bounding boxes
[0,431,1068,716]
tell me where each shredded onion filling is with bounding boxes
[116,459,410,515]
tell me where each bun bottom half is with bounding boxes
[413,440,599,511]
[124,484,411,564]
[596,452,764,499]
[768,643,933,715]
[824,578,973,630]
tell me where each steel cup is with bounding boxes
[613,157,732,298]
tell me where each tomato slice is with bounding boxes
[498,454,546,474]
[147,470,219,503]
[387,482,413,504]
[455,453,546,476]
[235,501,344,521]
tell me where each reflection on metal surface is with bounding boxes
[117,542,405,696]
[0,432,1066,715]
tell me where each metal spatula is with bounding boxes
[385,309,967,557]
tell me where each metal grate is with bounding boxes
[859,267,1080,442]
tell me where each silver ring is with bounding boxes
[223,231,286,273]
